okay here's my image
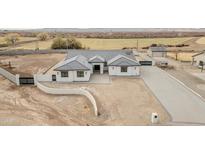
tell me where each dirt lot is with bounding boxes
[0,76,170,125]
[0,53,170,125]
[0,53,65,75]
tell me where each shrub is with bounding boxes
[150,44,157,47]
[51,37,83,49]
[0,43,9,48]
[37,32,49,41]
[66,37,83,49]
[51,37,67,49]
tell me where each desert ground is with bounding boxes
[0,53,65,75]
[0,53,170,125]
[0,76,170,125]
[1,36,205,62]
[0,37,193,50]
[1,35,205,125]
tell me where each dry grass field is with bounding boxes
[77,37,193,50]
[167,52,197,61]
[8,37,193,50]
[196,37,205,44]
[0,36,201,62]
[0,36,37,44]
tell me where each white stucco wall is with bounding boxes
[193,54,205,66]
[108,66,140,76]
[56,70,91,82]
[35,70,91,83]
[16,74,20,86]
[36,74,52,82]
[0,67,19,85]
[73,71,91,81]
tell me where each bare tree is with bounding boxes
[4,33,20,46]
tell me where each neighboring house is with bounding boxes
[192,51,205,67]
[50,50,140,82]
[147,46,167,57]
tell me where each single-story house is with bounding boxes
[147,46,167,57]
[50,50,140,82]
[192,51,205,67]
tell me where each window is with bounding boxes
[121,66,127,72]
[61,71,68,77]
[77,71,84,77]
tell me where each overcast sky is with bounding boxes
[0,0,204,28]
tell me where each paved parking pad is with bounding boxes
[89,73,111,84]
[141,66,205,124]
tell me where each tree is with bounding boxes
[51,37,83,49]
[37,32,49,41]
[51,37,67,49]
[4,33,20,46]
[66,37,82,49]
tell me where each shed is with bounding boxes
[147,46,167,57]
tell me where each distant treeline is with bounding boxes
[1,31,205,38]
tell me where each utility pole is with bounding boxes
[66,39,69,50]
[137,40,139,51]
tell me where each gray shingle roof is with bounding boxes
[149,47,166,52]
[66,49,136,61]
[108,55,140,66]
[54,55,91,71]
[54,50,140,71]
[89,56,105,63]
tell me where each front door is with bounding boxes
[94,65,100,73]
[52,75,56,81]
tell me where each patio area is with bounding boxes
[89,73,111,84]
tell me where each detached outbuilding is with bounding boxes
[147,46,167,57]
[192,51,205,67]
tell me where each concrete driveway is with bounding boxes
[141,66,205,124]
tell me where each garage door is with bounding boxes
[140,61,152,66]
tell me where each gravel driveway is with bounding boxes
[141,66,205,124]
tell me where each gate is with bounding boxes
[19,77,34,85]
[140,61,152,66]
